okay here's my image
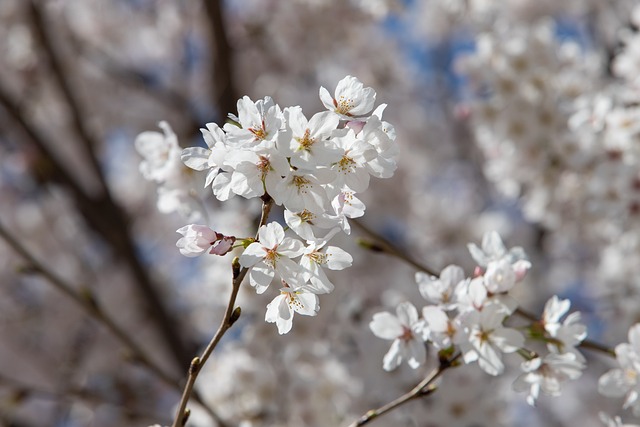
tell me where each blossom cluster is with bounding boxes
[140,76,398,334]
[370,231,588,406]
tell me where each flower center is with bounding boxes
[297,209,315,224]
[308,250,328,265]
[295,129,316,151]
[249,120,268,141]
[336,155,356,173]
[257,155,272,178]
[293,175,311,193]
[264,248,278,267]
[334,96,355,116]
[400,326,414,341]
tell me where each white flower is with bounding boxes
[422,305,458,349]
[239,222,305,293]
[416,264,464,310]
[458,303,524,376]
[327,129,376,196]
[599,324,640,415]
[299,240,352,294]
[360,109,399,179]
[483,257,530,294]
[319,75,376,119]
[176,224,235,257]
[331,189,365,234]
[467,231,527,268]
[369,302,428,371]
[265,284,319,334]
[135,121,182,183]
[512,352,585,406]
[181,122,228,175]
[284,209,340,242]
[223,96,287,149]
[542,296,587,358]
[157,187,203,222]
[272,170,332,214]
[225,148,290,199]
[282,107,341,170]
[455,277,488,313]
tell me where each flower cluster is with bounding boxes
[370,231,587,406]
[166,76,398,334]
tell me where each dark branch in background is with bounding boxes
[65,32,203,137]
[202,0,239,122]
[0,221,224,425]
[27,0,108,194]
[19,0,197,370]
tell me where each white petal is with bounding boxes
[382,339,402,371]
[181,147,211,171]
[370,312,403,340]
[396,302,419,327]
[239,242,266,267]
[249,263,275,294]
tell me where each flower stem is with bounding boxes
[347,353,461,427]
[171,197,273,427]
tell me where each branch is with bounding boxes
[0,220,222,424]
[347,353,461,427]
[0,57,196,370]
[27,0,108,194]
[352,219,439,276]
[171,196,274,427]
[201,0,238,121]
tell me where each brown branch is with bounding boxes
[0,220,222,424]
[347,354,461,427]
[201,0,238,121]
[1,26,196,370]
[352,219,439,276]
[172,196,274,427]
[27,0,108,194]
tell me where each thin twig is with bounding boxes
[171,196,274,427]
[352,219,439,276]
[347,353,461,427]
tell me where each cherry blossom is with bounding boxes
[513,352,585,406]
[239,222,305,293]
[265,284,319,334]
[458,303,524,376]
[299,240,352,294]
[319,75,377,119]
[176,224,235,257]
[369,302,428,371]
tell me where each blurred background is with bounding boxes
[1,0,640,426]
